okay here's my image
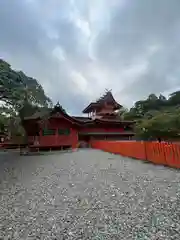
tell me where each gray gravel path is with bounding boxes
[0,149,180,239]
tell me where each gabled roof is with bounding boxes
[23,102,67,121]
[96,91,120,105]
[23,103,90,126]
[82,90,122,113]
[94,118,135,124]
[23,102,135,126]
[40,103,84,126]
[79,131,135,136]
[23,110,50,120]
[87,118,135,125]
[82,102,98,114]
[72,116,91,122]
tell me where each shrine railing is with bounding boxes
[90,140,180,169]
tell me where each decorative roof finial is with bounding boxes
[56,101,60,107]
[105,88,112,93]
[53,101,66,113]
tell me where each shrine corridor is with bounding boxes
[0,149,180,239]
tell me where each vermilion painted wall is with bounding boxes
[32,118,78,148]
[28,117,131,148]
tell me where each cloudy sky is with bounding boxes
[1,0,180,114]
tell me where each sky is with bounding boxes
[1,0,180,114]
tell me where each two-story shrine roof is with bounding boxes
[23,101,134,125]
[82,90,122,113]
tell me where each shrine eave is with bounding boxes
[79,132,134,136]
[82,102,98,113]
[92,119,135,124]
[22,103,135,126]
[82,102,122,114]
[23,115,135,127]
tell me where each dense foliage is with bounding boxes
[122,92,180,140]
[0,59,52,137]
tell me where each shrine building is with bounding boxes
[22,90,135,150]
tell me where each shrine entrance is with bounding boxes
[78,134,90,148]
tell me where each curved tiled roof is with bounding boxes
[82,91,122,113]
[23,102,135,125]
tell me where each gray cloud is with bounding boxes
[0,0,89,114]
[0,0,180,113]
[0,0,45,55]
[96,0,180,100]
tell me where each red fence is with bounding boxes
[90,140,180,168]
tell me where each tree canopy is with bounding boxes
[123,91,180,140]
[0,59,52,109]
[0,59,53,137]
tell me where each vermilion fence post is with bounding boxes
[144,141,147,161]
[90,140,180,169]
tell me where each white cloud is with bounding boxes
[71,71,88,93]
[52,47,66,61]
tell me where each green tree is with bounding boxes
[0,59,52,109]
[122,90,180,140]
[123,93,168,121]
[0,59,53,137]
[168,91,180,106]
[135,108,180,140]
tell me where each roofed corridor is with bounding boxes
[0,149,180,239]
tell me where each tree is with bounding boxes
[159,94,167,101]
[0,59,23,104]
[0,59,53,137]
[0,59,52,109]
[123,93,168,121]
[168,91,180,106]
[148,93,158,101]
[121,89,180,140]
[135,108,180,140]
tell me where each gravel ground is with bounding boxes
[1,149,180,239]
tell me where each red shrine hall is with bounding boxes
[23,91,135,150]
